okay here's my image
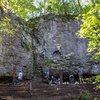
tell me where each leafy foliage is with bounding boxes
[21,38,31,51]
[7,0,86,20]
[8,0,37,19]
[95,74,100,82]
[77,2,100,60]
[0,0,9,10]
[80,90,91,100]
[0,17,14,35]
[41,59,52,68]
[95,74,100,90]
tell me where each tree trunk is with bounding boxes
[44,0,46,14]
[62,0,67,15]
[59,70,63,84]
[91,0,95,7]
[77,0,82,10]
[72,0,79,13]
[31,34,37,77]
[32,50,37,73]
[12,65,16,84]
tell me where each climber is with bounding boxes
[17,64,23,83]
[69,74,75,84]
[78,66,83,83]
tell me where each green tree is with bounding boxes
[77,1,100,60]
[8,0,37,20]
[7,0,85,20]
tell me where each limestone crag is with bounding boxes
[31,15,100,74]
[0,12,100,78]
[31,17,87,65]
[0,10,32,78]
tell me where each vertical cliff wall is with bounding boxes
[0,13,100,78]
[30,15,100,74]
[31,15,88,66]
[0,10,33,78]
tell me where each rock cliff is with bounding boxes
[0,10,33,78]
[30,15,100,74]
[0,13,100,78]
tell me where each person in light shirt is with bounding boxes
[18,71,23,81]
[17,65,23,82]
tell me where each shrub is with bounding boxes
[80,90,91,100]
[95,74,100,83]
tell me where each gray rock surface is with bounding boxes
[0,13,100,78]
[0,11,33,78]
[31,15,100,74]
[32,17,87,63]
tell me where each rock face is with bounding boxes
[32,16,87,65]
[31,15,100,74]
[0,10,33,78]
[0,13,100,78]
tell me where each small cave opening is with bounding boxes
[63,73,97,82]
[52,50,62,60]
[0,76,12,84]
[0,76,31,84]
[63,73,79,82]
[53,50,62,55]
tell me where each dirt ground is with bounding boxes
[0,81,99,100]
